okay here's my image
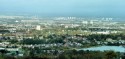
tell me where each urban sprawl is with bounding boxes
[0,15,125,59]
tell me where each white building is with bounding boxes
[21,20,39,23]
[36,25,41,30]
[82,21,88,24]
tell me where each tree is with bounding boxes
[105,51,117,59]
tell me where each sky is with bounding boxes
[0,0,125,17]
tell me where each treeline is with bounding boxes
[20,39,45,44]
[1,50,125,59]
[17,33,125,45]
[86,34,125,41]
[58,50,119,59]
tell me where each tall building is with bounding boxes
[36,25,41,30]
[82,21,88,24]
[90,20,94,24]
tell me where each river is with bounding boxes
[78,46,125,52]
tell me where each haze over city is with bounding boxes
[0,0,125,17]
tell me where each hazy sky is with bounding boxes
[0,0,125,17]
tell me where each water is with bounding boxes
[78,46,125,52]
